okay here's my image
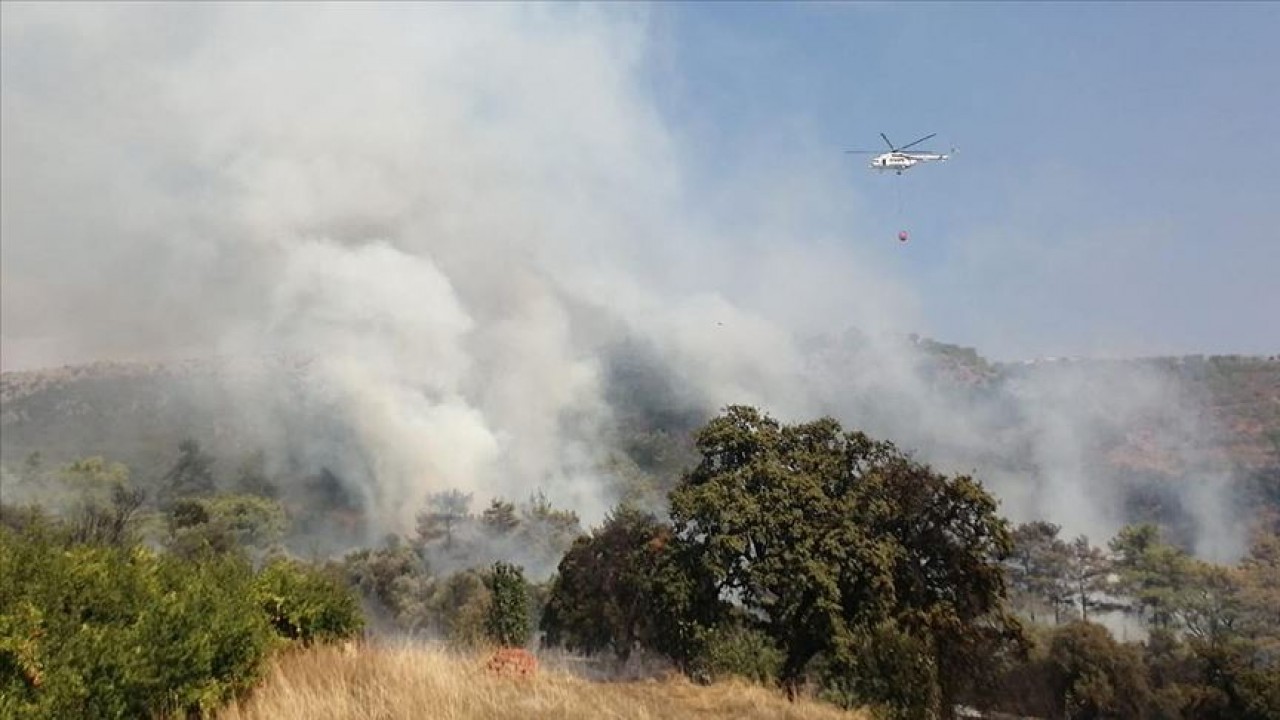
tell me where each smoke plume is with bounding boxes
[0,4,1247,558]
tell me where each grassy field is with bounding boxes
[218,643,866,720]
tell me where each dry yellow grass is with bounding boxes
[218,642,869,720]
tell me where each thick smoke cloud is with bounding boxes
[1,4,1243,557]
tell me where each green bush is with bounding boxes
[0,525,274,719]
[816,621,941,720]
[253,558,364,644]
[699,624,783,685]
[1047,621,1153,720]
[429,569,492,648]
[485,562,531,647]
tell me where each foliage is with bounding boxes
[669,405,1020,705]
[428,569,492,648]
[1109,524,1193,629]
[166,499,239,560]
[1187,637,1280,720]
[58,456,130,498]
[1047,621,1154,720]
[0,520,274,719]
[815,620,940,720]
[203,494,289,549]
[161,438,218,504]
[66,482,147,547]
[481,499,519,537]
[486,562,531,647]
[253,558,364,645]
[416,489,472,549]
[1008,521,1072,623]
[1236,529,1280,654]
[163,493,288,560]
[699,624,784,685]
[517,489,584,562]
[1065,536,1113,622]
[541,504,716,665]
[342,537,429,628]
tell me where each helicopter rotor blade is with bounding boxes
[897,133,937,151]
[844,150,878,154]
[880,133,895,150]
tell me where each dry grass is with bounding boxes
[219,642,868,720]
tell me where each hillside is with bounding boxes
[3,347,1279,549]
[218,643,867,720]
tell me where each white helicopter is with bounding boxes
[845,133,952,175]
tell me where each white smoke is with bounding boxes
[0,3,1250,556]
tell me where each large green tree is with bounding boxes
[668,406,1021,712]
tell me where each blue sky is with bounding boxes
[646,2,1279,359]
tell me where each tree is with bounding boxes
[1008,521,1072,624]
[67,483,147,547]
[1188,636,1280,720]
[253,558,364,644]
[1236,529,1280,654]
[202,494,289,549]
[480,498,519,537]
[1046,622,1154,720]
[166,499,238,559]
[415,489,472,549]
[515,490,584,569]
[1065,536,1111,622]
[521,490,581,543]
[161,439,217,504]
[541,505,715,666]
[669,406,1021,710]
[486,562,531,647]
[56,457,144,546]
[343,536,429,630]
[428,569,492,648]
[1109,524,1193,630]
[59,456,130,498]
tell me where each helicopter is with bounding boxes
[845,133,952,175]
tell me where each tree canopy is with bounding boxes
[667,406,1021,710]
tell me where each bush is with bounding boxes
[699,624,783,685]
[1047,622,1153,720]
[0,524,274,718]
[486,562,531,647]
[429,569,492,648]
[253,558,364,644]
[816,621,941,720]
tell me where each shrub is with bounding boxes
[699,624,783,685]
[429,569,492,648]
[0,525,274,718]
[1047,621,1153,720]
[815,621,941,720]
[485,562,531,647]
[253,558,364,644]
